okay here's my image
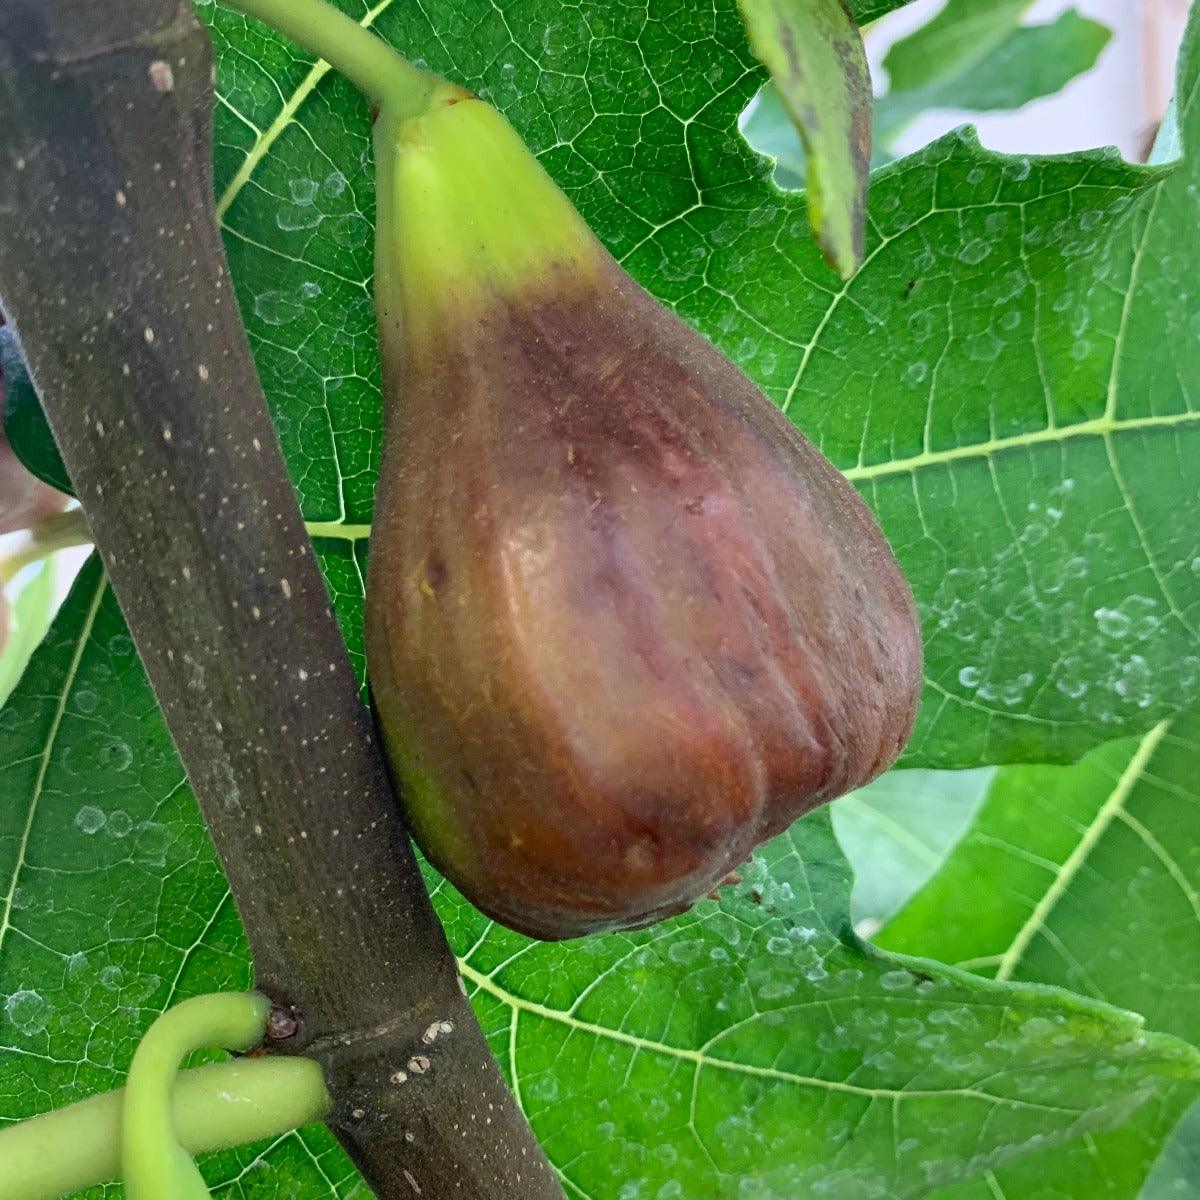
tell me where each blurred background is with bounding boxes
[880,0,1187,159]
[742,0,1191,189]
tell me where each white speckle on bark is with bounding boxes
[162,424,172,441]
[149,60,175,92]
[280,578,292,599]
[144,326,155,344]
[198,363,209,381]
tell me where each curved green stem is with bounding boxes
[0,1057,330,1200]
[122,992,272,1200]
[218,0,453,118]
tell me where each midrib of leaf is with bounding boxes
[213,0,400,223]
[300,406,1200,542]
[457,959,1085,1115]
[841,410,1200,482]
[993,720,1171,982]
[0,572,106,960]
[1114,808,1200,924]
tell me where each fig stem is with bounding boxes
[219,0,448,118]
[0,1057,331,1200]
[0,507,91,585]
[121,992,273,1200]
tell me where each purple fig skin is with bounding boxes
[365,248,922,940]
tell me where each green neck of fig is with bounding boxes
[373,98,606,354]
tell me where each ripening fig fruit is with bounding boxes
[365,94,922,940]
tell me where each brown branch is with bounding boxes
[0,4,562,1198]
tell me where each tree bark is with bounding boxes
[0,5,562,1198]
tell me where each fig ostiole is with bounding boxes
[364,95,923,940]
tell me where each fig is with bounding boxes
[365,95,922,940]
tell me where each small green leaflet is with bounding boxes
[886,1,1069,99]
[736,0,872,276]
[880,2,1112,144]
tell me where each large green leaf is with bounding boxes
[879,712,1200,1199]
[9,0,1199,765]
[3,564,1198,1200]
[207,0,1199,768]
[3,2,1200,1196]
